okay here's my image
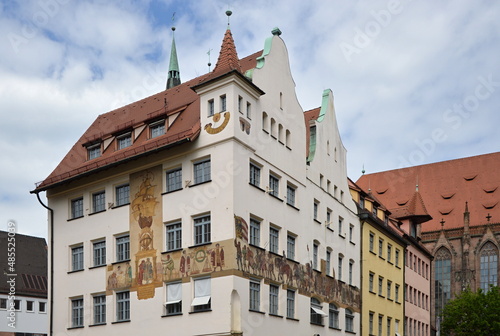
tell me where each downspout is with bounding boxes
[35,191,53,336]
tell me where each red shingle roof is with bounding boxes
[33,41,259,192]
[356,152,500,231]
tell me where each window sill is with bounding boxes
[388,261,393,265]
[369,250,376,255]
[112,202,130,209]
[286,317,300,322]
[287,258,299,264]
[112,259,130,265]
[310,322,324,327]
[189,180,212,188]
[67,326,84,330]
[346,331,356,334]
[286,203,300,211]
[67,216,84,222]
[89,209,106,216]
[89,264,107,270]
[313,219,321,225]
[369,290,376,295]
[350,241,356,246]
[189,309,212,314]
[268,193,283,202]
[162,312,183,317]
[112,320,131,324]
[338,234,345,239]
[379,256,385,260]
[188,242,212,249]
[249,183,266,192]
[67,269,84,274]
[329,327,342,331]
[249,309,265,315]
[162,188,183,195]
[269,313,283,318]
[162,248,183,254]
[89,323,106,327]
[250,244,266,251]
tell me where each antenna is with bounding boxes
[207,49,213,71]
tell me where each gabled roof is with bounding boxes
[390,189,432,223]
[33,36,260,193]
[0,231,47,297]
[357,152,500,231]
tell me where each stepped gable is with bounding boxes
[357,152,500,232]
[33,52,259,192]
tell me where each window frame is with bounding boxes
[150,120,165,139]
[193,159,211,185]
[116,291,130,322]
[87,143,101,160]
[71,197,84,219]
[269,226,279,254]
[249,279,260,311]
[92,190,106,213]
[249,218,261,247]
[192,277,211,312]
[117,132,132,150]
[116,235,130,262]
[249,162,261,188]
[93,294,106,325]
[166,167,183,192]
[115,184,130,207]
[166,221,182,251]
[71,298,84,327]
[268,173,280,197]
[286,184,296,206]
[269,284,279,315]
[193,215,211,246]
[286,289,295,319]
[93,240,106,267]
[286,234,295,260]
[71,245,84,271]
[165,282,182,315]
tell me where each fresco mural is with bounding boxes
[234,215,361,310]
[205,111,230,134]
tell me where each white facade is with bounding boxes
[43,30,360,336]
[0,294,48,335]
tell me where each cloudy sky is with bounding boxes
[1,0,499,239]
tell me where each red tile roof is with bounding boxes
[33,40,260,192]
[356,152,500,232]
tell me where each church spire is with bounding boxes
[166,24,181,90]
[212,10,241,74]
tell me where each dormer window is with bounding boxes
[117,133,132,150]
[208,99,215,117]
[87,144,101,160]
[150,120,165,139]
[220,95,226,112]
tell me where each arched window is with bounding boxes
[480,242,498,291]
[434,247,451,318]
[345,308,354,332]
[262,112,268,132]
[329,303,339,329]
[310,297,324,325]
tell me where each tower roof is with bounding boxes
[166,27,181,89]
[212,27,242,75]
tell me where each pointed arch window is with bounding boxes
[480,242,498,291]
[434,247,451,319]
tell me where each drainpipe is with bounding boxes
[35,191,53,336]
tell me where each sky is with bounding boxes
[0,0,499,239]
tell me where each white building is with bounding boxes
[32,18,360,336]
[0,231,48,336]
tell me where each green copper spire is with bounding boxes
[166,26,181,89]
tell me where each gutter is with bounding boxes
[35,191,53,336]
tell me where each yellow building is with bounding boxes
[349,180,406,336]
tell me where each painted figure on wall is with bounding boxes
[107,263,133,290]
[180,250,190,277]
[211,243,225,272]
[131,172,159,251]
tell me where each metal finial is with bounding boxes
[440,218,445,229]
[361,164,365,175]
[486,213,492,223]
[226,9,232,26]
[207,49,213,71]
[171,12,176,31]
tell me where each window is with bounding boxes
[165,282,182,315]
[116,235,130,262]
[249,279,260,311]
[369,312,374,334]
[93,240,106,267]
[360,197,365,209]
[349,224,354,242]
[117,133,132,150]
[93,295,106,324]
[13,300,20,311]
[249,163,261,187]
[378,276,383,296]
[313,243,319,270]
[166,168,182,192]
[373,205,378,217]
[349,260,354,285]
[26,300,34,312]
[378,314,383,336]
[329,303,339,329]
[286,290,295,318]
[249,218,260,247]
[115,184,130,206]
[369,272,374,292]
[269,227,279,254]
[192,278,211,311]
[246,102,251,119]
[379,238,384,257]
[150,120,165,138]
[116,291,130,321]
[310,298,324,325]
[208,99,215,116]
[369,232,374,252]
[480,242,498,291]
[338,255,343,281]
[92,191,105,213]
[72,245,84,271]
[0,298,6,309]
[269,174,279,197]
[387,244,392,262]
[166,222,182,251]
[338,217,344,235]
[238,96,243,113]
[395,249,400,267]
[387,317,392,336]
[326,209,332,225]
[71,197,84,219]
[326,250,331,276]
[387,281,392,300]
[287,234,295,260]
[435,247,451,317]
[269,284,279,315]
[194,215,211,245]
[87,144,101,160]
[39,302,46,313]
[395,284,400,302]
[220,94,226,112]
[194,159,211,184]
[313,201,319,220]
[345,309,354,332]
[71,298,84,327]
[286,185,296,206]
